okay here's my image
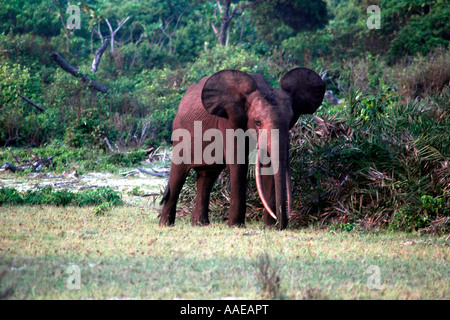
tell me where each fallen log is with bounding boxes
[0,155,54,173]
[119,169,139,178]
[146,147,171,162]
[0,161,25,173]
[150,166,171,174]
[32,156,54,171]
[137,167,169,177]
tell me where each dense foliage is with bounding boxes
[0,186,121,207]
[0,0,448,231]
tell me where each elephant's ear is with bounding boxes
[201,70,257,128]
[280,68,325,128]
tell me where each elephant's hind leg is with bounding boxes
[192,168,222,226]
[159,163,189,226]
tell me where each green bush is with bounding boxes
[388,194,448,233]
[101,150,146,167]
[134,68,184,143]
[61,94,119,149]
[330,222,357,232]
[0,61,44,146]
[73,187,122,206]
[386,1,450,61]
[184,46,277,85]
[286,84,449,232]
[0,187,23,205]
[0,186,122,207]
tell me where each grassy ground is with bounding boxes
[1,204,448,300]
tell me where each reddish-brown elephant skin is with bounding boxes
[159,68,325,230]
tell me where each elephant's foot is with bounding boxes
[159,213,175,227]
[263,210,279,228]
[192,220,210,227]
[227,215,245,228]
[191,215,210,226]
[264,220,288,230]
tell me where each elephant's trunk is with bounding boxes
[273,136,289,229]
[255,131,291,229]
[286,156,293,218]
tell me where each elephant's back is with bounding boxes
[173,76,220,131]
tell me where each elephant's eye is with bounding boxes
[255,120,261,127]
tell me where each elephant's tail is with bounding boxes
[160,184,170,205]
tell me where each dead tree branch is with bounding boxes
[17,93,45,112]
[103,137,116,153]
[8,148,21,164]
[24,148,38,160]
[50,52,107,93]
[160,6,189,55]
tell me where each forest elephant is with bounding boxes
[159,68,325,230]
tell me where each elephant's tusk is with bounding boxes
[255,148,278,220]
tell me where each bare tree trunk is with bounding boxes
[91,38,110,73]
[92,20,105,43]
[90,29,94,54]
[58,8,70,52]
[105,17,130,54]
[218,0,232,46]
[160,6,189,56]
[215,0,259,46]
[129,33,145,69]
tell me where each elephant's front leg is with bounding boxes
[228,163,248,227]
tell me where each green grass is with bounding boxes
[1,205,448,299]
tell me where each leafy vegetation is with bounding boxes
[0,186,122,206]
[0,0,449,233]
[1,0,447,147]
[286,84,449,233]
